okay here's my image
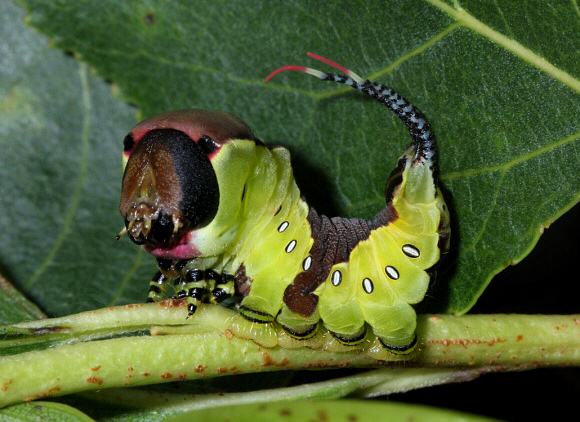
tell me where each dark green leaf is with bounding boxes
[2,0,579,319]
[0,1,147,319]
[165,400,501,422]
[0,401,95,422]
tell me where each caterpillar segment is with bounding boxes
[119,54,450,356]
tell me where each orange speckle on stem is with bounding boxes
[1,380,13,391]
[91,365,101,371]
[194,364,207,373]
[429,337,505,347]
[48,386,61,394]
[262,353,290,367]
[86,376,104,385]
[516,335,524,342]
[161,372,173,379]
[224,329,234,340]
[317,410,329,421]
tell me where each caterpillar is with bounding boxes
[118,53,450,355]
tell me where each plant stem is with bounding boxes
[0,307,577,408]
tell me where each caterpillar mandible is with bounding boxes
[118,53,450,355]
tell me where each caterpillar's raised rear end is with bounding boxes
[267,53,450,354]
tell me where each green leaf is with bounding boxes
[165,400,502,422]
[0,1,148,320]
[0,401,94,422]
[0,274,45,324]
[2,0,579,320]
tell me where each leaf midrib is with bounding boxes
[425,0,580,93]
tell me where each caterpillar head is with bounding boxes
[118,109,256,260]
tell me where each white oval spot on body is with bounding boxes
[285,240,297,253]
[362,278,374,294]
[385,265,399,280]
[303,256,312,271]
[278,221,289,232]
[402,244,420,258]
[331,270,342,286]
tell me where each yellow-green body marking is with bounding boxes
[119,54,450,356]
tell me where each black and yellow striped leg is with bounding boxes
[184,269,207,316]
[147,271,171,302]
[212,273,235,304]
[172,277,186,299]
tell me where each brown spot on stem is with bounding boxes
[194,365,207,373]
[47,386,61,394]
[317,410,329,421]
[217,367,229,374]
[516,335,524,342]
[2,380,13,391]
[142,372,151,377]
[123,304,142,309]
[91,365,101,371]
[86,376,104,385]
[262,353,290,367]
[161,372,173,379]
[347,415,358,422]
[279,408,292,416]
[429,337,506,347]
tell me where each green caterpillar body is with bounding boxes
[119,54,450,355]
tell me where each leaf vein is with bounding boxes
[425,0,580,93]
[442,131,580,181]
[24,63,92,289]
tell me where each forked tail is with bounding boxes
[265,52,439,180]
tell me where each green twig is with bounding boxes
[0,303,577,407]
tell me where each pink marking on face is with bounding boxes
[144,232,200,260]
[123,110,254,161]
[130,111,224,146]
